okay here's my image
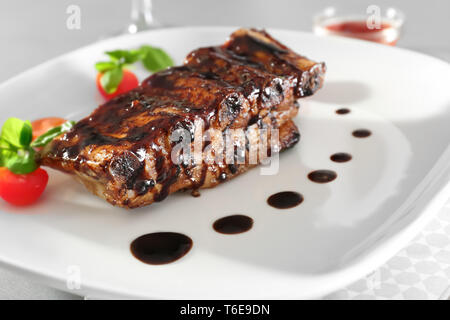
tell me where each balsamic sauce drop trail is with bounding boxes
[130,232,193,265]
[213,215,253,234]
[129,104,371,263]
[267,191,304,209]
[308,170,337,183]
[330,153,352,163]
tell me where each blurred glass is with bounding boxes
[313,7,405,46]
[125,0,161,34]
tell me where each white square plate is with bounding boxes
[0,27,449,299]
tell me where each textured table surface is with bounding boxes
[0,0,449,300]
[326,202,450,300]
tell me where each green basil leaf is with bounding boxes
[0,147,13,168]
[99,67,123,94]
[95,61,117,72]
[0,137,13,149]
[0,139,10,167]
[127,49,145,63]
[106,50,142,64]
[5,147,37,174]
[140,45,174,72]
[19,120,32,147]
[105,50,125,62]
[0,137,15,165]
[0,119,38,174]
[31,120,76,148]
[1,118,30,148]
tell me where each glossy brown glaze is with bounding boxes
[130,232,193,265]
[191,190,200,198]
[213,215,254,234]
[223,29,326,97]
[40,29,322,208]
[267,191,304,209]
[330,153,352,163]
[352,129,372,138]
[308,170,337,183]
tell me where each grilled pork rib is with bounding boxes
[40,29,325,208]
[223,29,325,97]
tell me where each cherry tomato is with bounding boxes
[31,117,66,141]
[0,167,49,206]
[96,69,139,100]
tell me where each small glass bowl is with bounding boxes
[313,6,405,46]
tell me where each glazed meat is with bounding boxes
[40,29,325,208]
[203,28,325,98]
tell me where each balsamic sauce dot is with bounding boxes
[213,215,253,234]
[308,170,337,183]
[330,153,352,163]
[336,108,350,115]
[267,191,304,209]
[130,232,193,265]
[352,129,371,138]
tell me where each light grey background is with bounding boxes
[1,0,449,83]
[0,0,449,299]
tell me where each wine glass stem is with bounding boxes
[130,0,157,32]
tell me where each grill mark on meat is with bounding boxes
[223,29,325,97]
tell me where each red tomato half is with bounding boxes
[32,117,66,141]
[96,69,139,100]
[0,167,49,206]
